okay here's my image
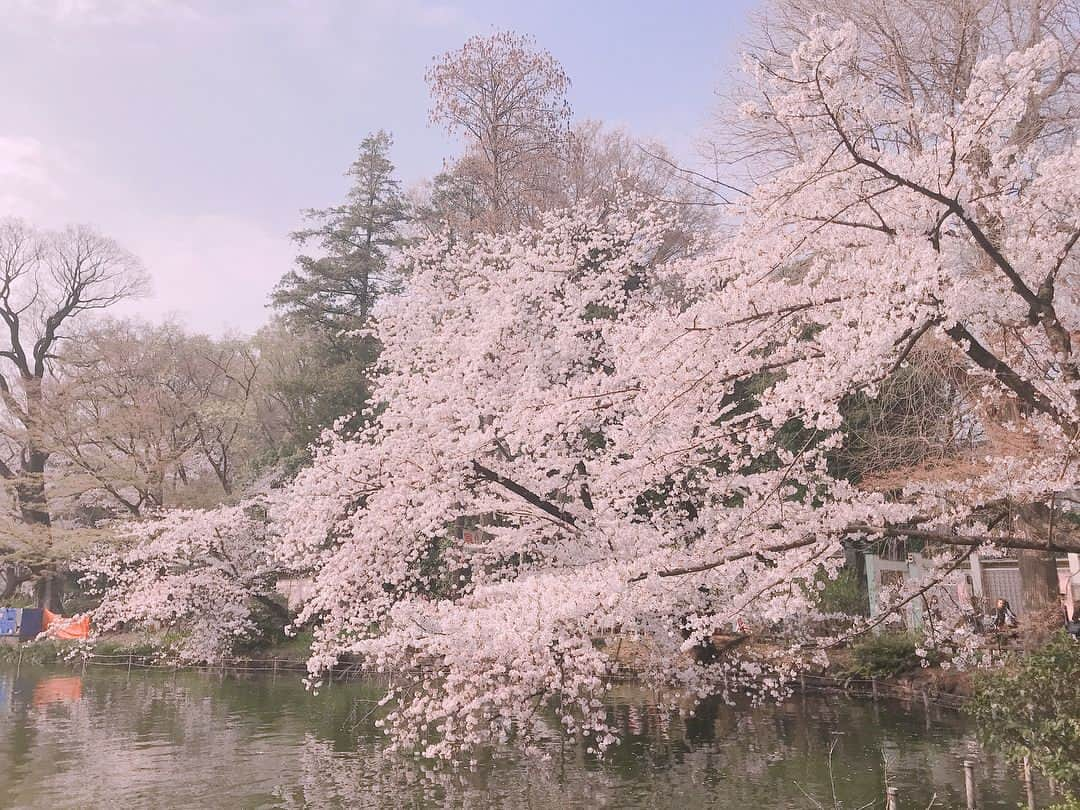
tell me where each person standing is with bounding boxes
[992,599,1018,631]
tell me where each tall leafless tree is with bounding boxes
[426,31,572,232]
[0,219,146,607]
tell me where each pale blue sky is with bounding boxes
[1,0,758,332]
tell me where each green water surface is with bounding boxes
[0,663,1032,809]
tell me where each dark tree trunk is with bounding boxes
[213,460,232,496]
[1016,504,1062,631]
[15,449,51,526]
[34,574,65,613]
[1,565,21,601]
[15,447,60,612]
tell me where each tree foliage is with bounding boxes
[270,131,409,447]
[273,130,409,334]
[969,633,1080,798]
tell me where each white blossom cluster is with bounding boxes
[82,502,278,661]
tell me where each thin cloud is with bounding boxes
[9,0,205,26]
[0,136,68,220]
[112,212,294,335]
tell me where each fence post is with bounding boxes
[127,653,133,676]
[885,786,899,810]
[871,677,878,700]
[963,759,976,809]
[1023,757,1036,810]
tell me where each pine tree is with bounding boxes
[269,131,410,449]
[273,130,409,334]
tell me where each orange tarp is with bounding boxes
[42,609,90,640]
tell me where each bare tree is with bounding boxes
[49,320,282,515]
[0,219,146,607]
[422,35,717,246]
[48,321,202,515]
[426,31,572,231]
[188,337,262,497]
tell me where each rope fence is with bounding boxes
[796,671,967,709]
[53,653,967,710]
[68,652,316,677]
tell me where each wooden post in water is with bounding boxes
[885,786,899,810]
[871,676,878,700]
[1023,757,1036,810]
[963,759,976,809]
[127,653,133,677]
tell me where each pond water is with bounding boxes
[0,663,1030,809]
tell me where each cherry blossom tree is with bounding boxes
[266,15,1080,759]
[83,501,284,661]
[731,18,1080,616]
[83,8,1080,762]
[271,201,817,758]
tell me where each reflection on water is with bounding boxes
[0,664,1028,809]
[30,677,82,708]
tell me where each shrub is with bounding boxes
[848,632,924,678]
[812,565,868,617]
[968,632,1080,800]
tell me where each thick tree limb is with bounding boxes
[944,322,1076,435]
[629,534,819,582]
[470,461,579,528]
[846,523,1080,553]
[815,65,1080,401]
[635,522,1080,583]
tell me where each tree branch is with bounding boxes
[944,321,1075,435]
[634,521,1080,583]
[471,460,578,528]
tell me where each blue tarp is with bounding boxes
[0,607,20,637]
[18,608,43,640]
